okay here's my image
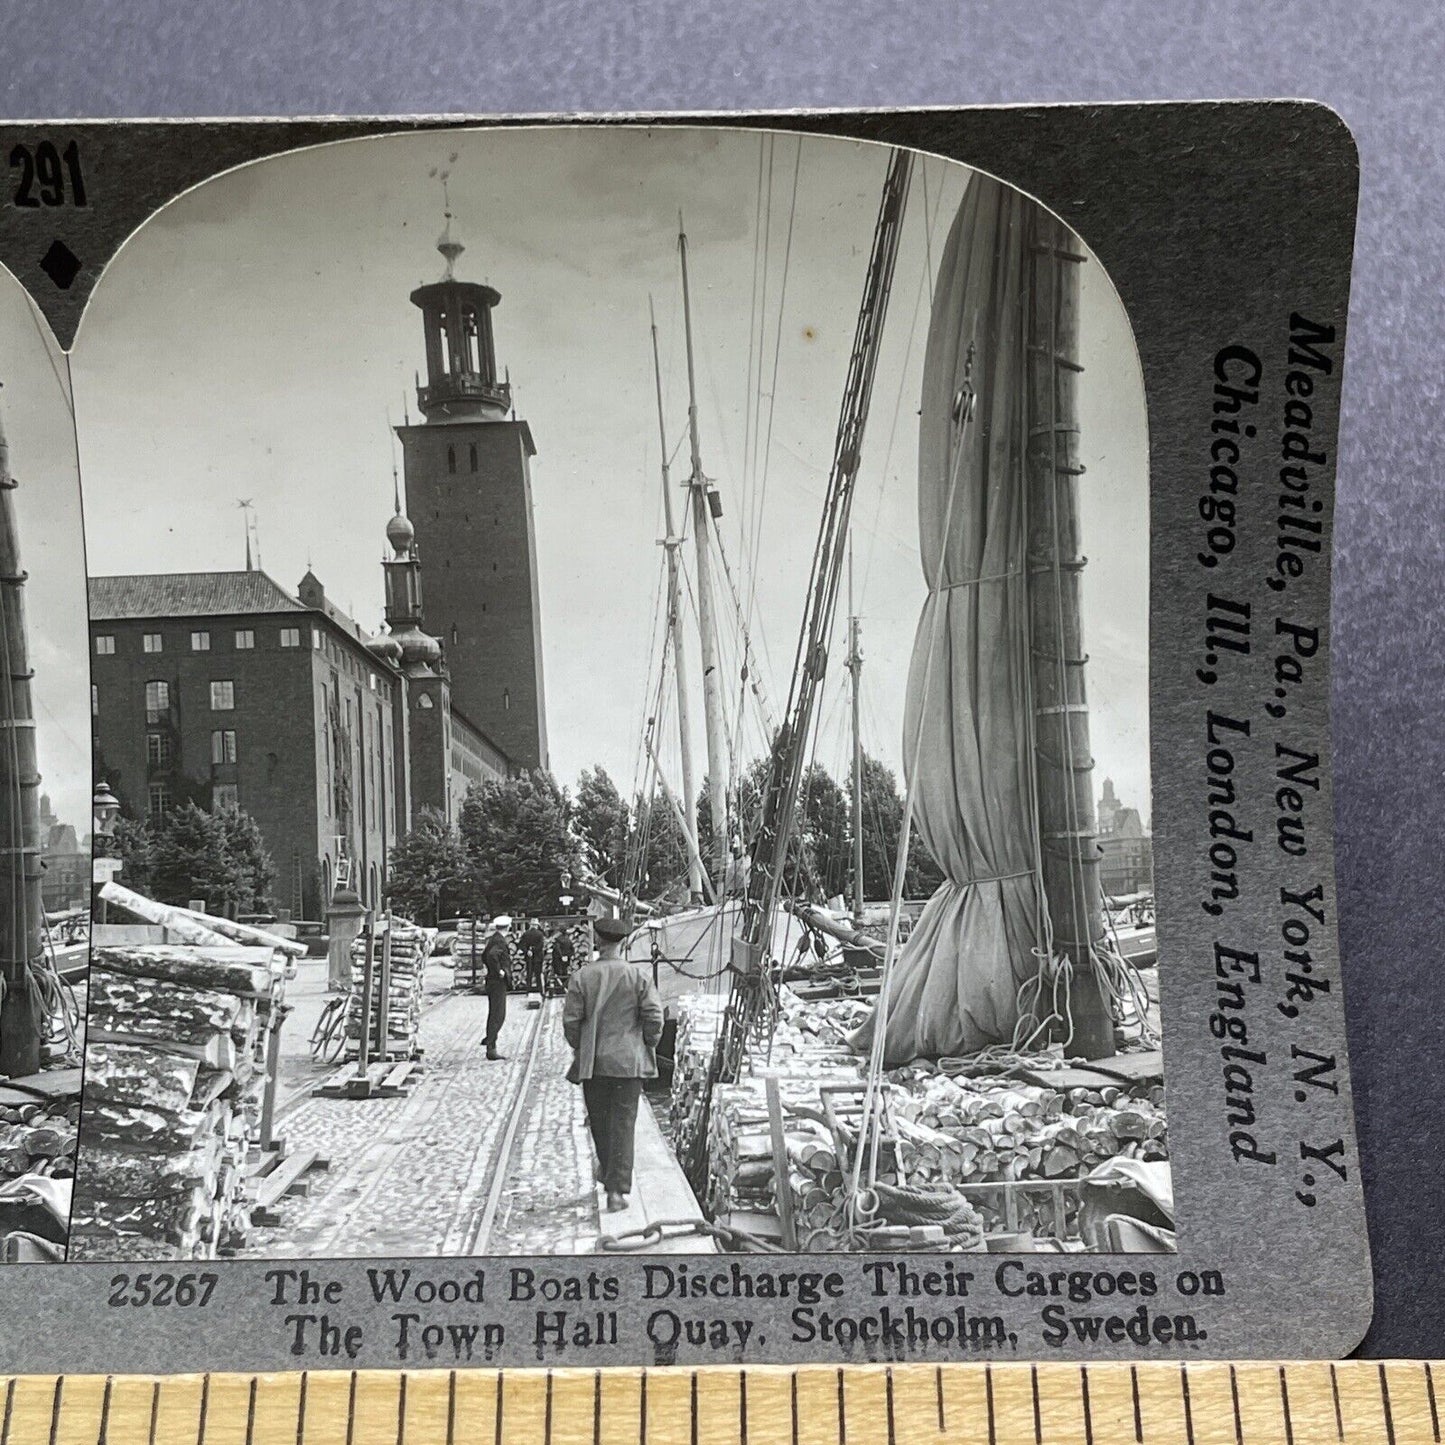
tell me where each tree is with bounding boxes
[798,763,852,901]
[574,767,631,888]
[858,754,945,902]
[630,789,690,903]
[112,814,156,898]
[141,801,275,916]
[385,807,469,924]
[458,770,583,916]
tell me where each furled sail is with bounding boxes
[851,173,1111,1065]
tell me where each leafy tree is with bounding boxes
[857,753,945,901]
[141,801,275,916]
[629,789,691,903]
[458,770,583,916]
[385,807,470,924]
[798,764,852,901]
[574,767,631,888]
[111,815,155,898]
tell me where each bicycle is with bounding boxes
[309,993,350,1065]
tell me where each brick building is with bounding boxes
[1096,777,1154,898]
[395,215,549,771]
[90,555,509,919]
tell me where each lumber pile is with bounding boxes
[346,918,431,1061]
[69,942,286,1260]
[675,981,1170,1250]
[450,920,489,991]
[0,1096,78,1183]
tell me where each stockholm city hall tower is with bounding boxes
[396,216,549,772]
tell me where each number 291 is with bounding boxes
[9,141,87,208]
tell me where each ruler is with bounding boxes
[0,1362,1436,1444]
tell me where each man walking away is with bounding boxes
[481,915,513,1060]
[520,917,546,994]
[563,916,663,1213]
[550,926,576,992]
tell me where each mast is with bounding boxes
[1025,205,1115,1058]
[0,400,45,1076]
[649,299,704,905]
[708,147,914,1097]
[677,220,730,890]
[846,554,865,925]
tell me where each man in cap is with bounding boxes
[481,915,514,1060]
[520,916,547,994]
[563,916,664,1213]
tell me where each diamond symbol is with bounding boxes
[39,240,81,290]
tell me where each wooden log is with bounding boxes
[85,1026,237,1071]
[83,1042,200,1114]
[88,969,245,1042]
[75,1138,222,1197]
[80,1099,222,1152]
[71,1188,209,1244]
[94,944,275,999]
[171,907,306,959]
[99,883,232,947]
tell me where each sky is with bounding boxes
[0,275,90,835]
[67,125,1151,826]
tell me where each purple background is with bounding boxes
[5,0,1440,1356]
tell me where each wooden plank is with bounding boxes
[765,1075,799,1250]
[250,1149,319,1210]
[1089,1048,1165,1084]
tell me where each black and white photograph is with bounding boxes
[60,126,1165,1264]
[0,271,90,1263]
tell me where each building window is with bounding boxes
[143,633,163,653]
[144,680,169,724]
[145,732,173,767]
[280,627,300,648]
[147,781,170,818]
[368,673,376,691]
[91,684,98,716]
[235,629,255,650]
[191,630,210,651]
[418,693,434,710]
[212,782,239,810]
[447,445,457,474]
[503,688,511,711]
[211,729,237,765]
[94,635,115,656]
[469,443,478,472]
[312,628,322,650]
[210,680,235,711]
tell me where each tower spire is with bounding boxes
[237,498,254,571]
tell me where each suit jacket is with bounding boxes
[563,956,664,1083]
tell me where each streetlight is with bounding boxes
[92,781,122,925]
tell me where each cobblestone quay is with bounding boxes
[241,989,601,1258]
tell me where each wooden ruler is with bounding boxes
[0,1362,1436,1444]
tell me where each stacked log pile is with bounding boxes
[669,995,727,1169]
[346,919,431,1061]
[674,981,1169,1250]
[450,921,488,991]
[0,1096,78,1183]
[69,943,284,1260]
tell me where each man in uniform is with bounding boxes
[563,917,664,1213]
[549,925,576,990]
[520,917,547,994]
[481,915,513,1060]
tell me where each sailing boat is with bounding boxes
[847,171,1144,1067]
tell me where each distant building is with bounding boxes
[87,212,545,920]
[1096,777,1154,897]
[90,559,511,919]
[37,792,88,912]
